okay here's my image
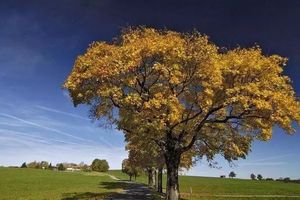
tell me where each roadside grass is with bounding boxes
[178,176,300,199]
[0,168,119,200]
[1,168,300,200]
[109,170,300,199]
[108,169,148,184]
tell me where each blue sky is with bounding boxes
[0,0,299,179]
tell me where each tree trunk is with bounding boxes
[148,168,155,188]
[129,175,132,181]
[165,140,181,200]
[155,169,158,190]
[157,167,163,193]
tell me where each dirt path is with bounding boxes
[105,180,160,200]
[107,175,120,181]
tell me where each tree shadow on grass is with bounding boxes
[61,181,127,200]
[61,181,163,200]
[61,191,112,200]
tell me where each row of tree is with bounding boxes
[21,161,55,170]
[121,128,195,193]
[228,171,294,182]
[228,171,263,180]
[64,27,300,200]
[250,173,263,180]
[19,159,109,172]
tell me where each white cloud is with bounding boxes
[35,105,89,121]
[0,113,96,144]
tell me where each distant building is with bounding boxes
[66,167,81,172]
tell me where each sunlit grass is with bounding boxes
[109,170,300,199]
[1,168,300,200]
[0,168,117,200]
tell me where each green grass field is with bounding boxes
[1,168,300,199]
[109,170,300,199]
[0,168,122,200]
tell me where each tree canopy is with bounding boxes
[229,171,236,178]
[122,158,141,181]
[257,174,263,180]
[64,27,300,200]
[64,27,299,160]
[91,159,109,172]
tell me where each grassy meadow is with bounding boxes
[1,168,300,199]
[0,168,121,200]
[109,170,300,199]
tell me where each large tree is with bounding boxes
[91,159,109,172]
[64,27,300,200]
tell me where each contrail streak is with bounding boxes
[35,105,89,120]
[0,113,95,144]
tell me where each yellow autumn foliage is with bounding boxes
[64,27,300,163]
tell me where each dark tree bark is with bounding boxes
[157,167,163,193]
[154,169,158,190]
[165,138,181,200]
[129,175,132,181]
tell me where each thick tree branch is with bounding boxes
[179,105,225,153]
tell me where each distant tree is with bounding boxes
[48,163,53,170]
[27,161,40,169]
[81,164,91,172]
[229,171,236,178]
[283,177,291,183]
[121,159,138,181]
[278,177,283,181]
[266,178,274,181]
[91,159,109,172]
[250,173,256,180]
[21,162,27,168]
[57,163,65,171]
[40,161,49,169]
[78,162,85,168]
[220,175,226,178]
[257,174,263,180]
